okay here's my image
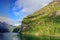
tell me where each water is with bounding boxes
[0,33,60,40]
[0,33,21,40]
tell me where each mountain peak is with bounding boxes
[0,17,16,32]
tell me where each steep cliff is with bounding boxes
[22,0,60,35]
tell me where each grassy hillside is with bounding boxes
[22,0,60,36]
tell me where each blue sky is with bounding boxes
[0,0,52,25]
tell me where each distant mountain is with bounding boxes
[0,17,16,25]
[0,22,9,33]
[22,0,60,35]
[0,17,16,32]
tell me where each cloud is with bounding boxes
[14,19,22,26]
[0,16,16,25]
[13,0,52,15]
[14,23,21,26]
[42,3,47,6]
[12,0,52,25]
[14,12,20,16]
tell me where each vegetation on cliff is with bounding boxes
[22,0,60,36]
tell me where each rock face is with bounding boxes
[21,0,60,35]
[55,10,60,16]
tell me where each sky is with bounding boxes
[0,0,52,26]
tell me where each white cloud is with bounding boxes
[14,23,21,26]
[12,0,53,25]
[0,17,16,25]
[42,3,47,6]
[13,0,52,15]
[14,12,19,16]
[21,9,26,13]
[14,19,22,26]
[16,19,22,23]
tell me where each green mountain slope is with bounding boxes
[22,0,60,35]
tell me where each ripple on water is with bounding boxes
[0,33,21,40]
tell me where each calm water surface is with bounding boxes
[0,33,60,40]
[0,33,21,40]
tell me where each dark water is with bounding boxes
[0,33,60,40]
[0,33,21,40]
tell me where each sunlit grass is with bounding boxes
[18,1,60,40]
[22,1,60,35]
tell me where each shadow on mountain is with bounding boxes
[0,22,9,33]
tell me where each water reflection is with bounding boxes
[0,33,21,40]
[0,33,60,40]
[19,34,60,40]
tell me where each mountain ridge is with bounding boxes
[21,0,60,35]
[0,17,16,26]
[0,17,16,32]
